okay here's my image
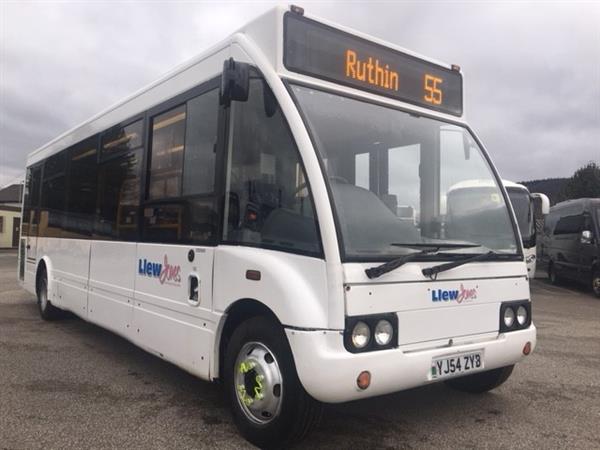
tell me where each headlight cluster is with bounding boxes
[500,301,531,332]
[344,314,398,353]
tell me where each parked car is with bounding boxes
[540,198,600,297]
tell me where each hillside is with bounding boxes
[518,178,568,205]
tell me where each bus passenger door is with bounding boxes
[133,242,214,379]
[24,166,42,278]
[132,84,222,379]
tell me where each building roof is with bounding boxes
[0,184,23,204]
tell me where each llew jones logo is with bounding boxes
[430,284,478,303]
[138,255,182,286]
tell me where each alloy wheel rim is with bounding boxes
[234,341,283,425]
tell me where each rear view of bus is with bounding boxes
[18,6,536,447]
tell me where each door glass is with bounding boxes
[223,77,321,256]
[143,89,219,245]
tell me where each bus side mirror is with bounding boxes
[220,58,249,106]
[531,193,550,215]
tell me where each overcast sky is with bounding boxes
[1,0,599,188]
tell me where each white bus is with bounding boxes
[18,6,536,447]
[446,180,549,276]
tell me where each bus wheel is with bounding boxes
[36,268,62,321]
[444,365,514,394]
[224,316,322,448]
[592,269,600,298]
[548,263,560,285]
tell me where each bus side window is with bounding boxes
[143,89,219,244]
[21,167,32,237]
[40,151,67,238]
[65,136,98,238]
[96,119,144,241]
[223,77,321,256]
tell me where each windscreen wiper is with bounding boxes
[391,242,482,249]
[422,251,496,280]
[365,243,481,279]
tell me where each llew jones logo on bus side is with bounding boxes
[138,255,182,286]
[430,284,478,303]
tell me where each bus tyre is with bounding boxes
[444,365,514,394]
[224,316,322,448]
[592,269,600,298]
[36,268,62,321]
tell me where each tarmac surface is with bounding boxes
[1,250,599,449]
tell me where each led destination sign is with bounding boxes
[284,13,463,116]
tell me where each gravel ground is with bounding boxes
[1,250,599,449]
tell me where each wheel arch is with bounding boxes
[35,256,53,297]
[212,298,282,381]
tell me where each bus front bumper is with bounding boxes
[285,324,536,403]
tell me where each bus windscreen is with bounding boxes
[283,12,463,116]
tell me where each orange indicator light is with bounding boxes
[357,371,371,390]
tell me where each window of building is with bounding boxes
[0,216,4,233]
[223,77,321,256]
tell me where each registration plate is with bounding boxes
[431,351,483,380]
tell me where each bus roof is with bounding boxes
[26,5,465,167]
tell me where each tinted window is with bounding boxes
[554,215,584,235]
[40,151,67,237]
[66,136,98,237]
[24,166,42,237]
[95,149,141,240]
[142,198,218,244]
[143,90,219,245]
[101,120,143,157]
[21,167,32,235]
[183,89,219,195]
[148,105,186,199]
[223,78,321,255]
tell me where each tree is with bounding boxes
[560,161,600,201]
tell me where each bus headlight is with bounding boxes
[503,307,515,328]
[344,314,398,353]
[516,305,528,326]
[500,301,531,332]
[374,320,393,346]
[351,321,371,349]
